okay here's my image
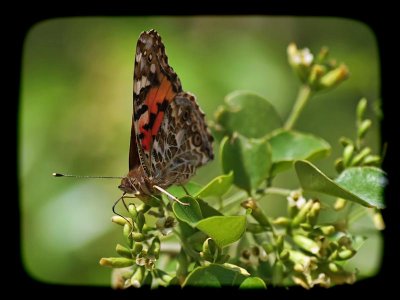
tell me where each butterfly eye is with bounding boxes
[148,53,153,62]
[192,133,202,147]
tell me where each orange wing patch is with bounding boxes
[138,75,176,153]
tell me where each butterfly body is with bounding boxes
[118,30,213,200]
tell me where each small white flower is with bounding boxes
[301,48,314,66]
[287,191,306,209]
[287,43,314,67]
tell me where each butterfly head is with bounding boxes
[118,166,153,196]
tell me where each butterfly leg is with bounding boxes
[153,185,190,206]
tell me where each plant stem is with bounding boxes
[258,187,292,197]
[284,85,312,130]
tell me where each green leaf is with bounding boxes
[197,198,223,217]
[221,134,272,194]
[172,196,203,226]
[215,91,282,138]
[196,215,247,248]
[269,130,331,175]
[183,263,248,287]
[167,182,202,199]
[335,167,387,209]
[239,277,267,289]
[195,171,233,198]
[295,160,386,209]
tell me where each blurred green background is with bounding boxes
[19,17,381,286]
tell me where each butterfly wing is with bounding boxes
[130,29,182,174]
[151,91,214,188]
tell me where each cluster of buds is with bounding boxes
[100,203,171,289]
[286,192,359,288]
[239,191,361,288]
[335,98,381,173]
[287,43,349,92]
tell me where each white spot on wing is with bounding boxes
[136,52,142,63]
[150,63,156,73]
[141,76,150,89]
[135,80,141,95]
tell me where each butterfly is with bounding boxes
[118,29,214,204]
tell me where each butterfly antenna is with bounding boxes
[153,185,190,206]
[52,173,124,179]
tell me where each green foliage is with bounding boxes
[269,130,331,175]
[239,277,267,289]
[214,91,282,139]
[221,134,272,194]
[100,44,386,290]
[196,215,247,248]
[195,171,233,198]
[183,263,249,287]
[295,161,386,209]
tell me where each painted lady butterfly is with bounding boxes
[118,29,214,203]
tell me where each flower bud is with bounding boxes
[294,263,304,272]
[329,262,341,273]
[128,204,138,220]
[99,257,134,268]
[132,232,146,242]
[372,211,385,230]
[334,198,347,211]
[328,249,338,261]
[112,216,129,226]
[242,199,271,228]
[319,225,335,236]
[358,119,372,139]
[307,201,321,226]
[273,217,291,226]
[337,249,356,260]
[343,144,355,167]
[308,64,325,87]
[272,260,284,286]
[131,266,145,288]
[292,199,314,227]
[357,98,368,122]
[319,64,349,90]
[293,235,320,255]
[116,244,132,259]
[136,203,151,213]
[300,223,312,231]
[335,158,344,173]
[351,147,371,166]
[123,223,133,247]
[132,242,143,255]
[338,236,352,247]
[362,155,381,166]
